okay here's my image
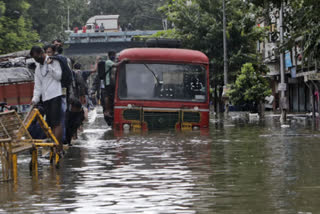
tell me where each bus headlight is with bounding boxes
[123,123,131,131]
[192,126,200,131]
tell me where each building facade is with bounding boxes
[258,5,319,114]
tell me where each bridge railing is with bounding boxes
[66,30,160,44]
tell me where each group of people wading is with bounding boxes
[29,40,127,156]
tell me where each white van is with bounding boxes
[85,15,120,33]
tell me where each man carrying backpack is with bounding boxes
[30,46,64,153]
[51,39,73,146]
[51,39,73,96]
[94,51,128,126]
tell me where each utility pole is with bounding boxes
[67,6,70,31]
[279,2,287,123]
[222,0,229,114]
[223,0,228,86]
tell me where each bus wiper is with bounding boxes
[144,64,161,85]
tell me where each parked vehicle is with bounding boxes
[0,67,34,112]
[83,15,120,33]
[113,48,210,132]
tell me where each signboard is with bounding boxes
[308,73,320,80]
[280,97,288,110]
[290,67,296,78]
[222,86,230,99]
[285,51,292,69]
[296,70,316,78]
[278,83,287,91]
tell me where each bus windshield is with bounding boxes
[118,63,207,102]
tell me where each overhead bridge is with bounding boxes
[64,30,161,56]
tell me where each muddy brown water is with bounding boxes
[1,109,320,214]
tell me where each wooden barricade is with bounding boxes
[0,109,60,182]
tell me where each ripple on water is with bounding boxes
[2,109,320,213]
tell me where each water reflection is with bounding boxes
[1,110,320,213]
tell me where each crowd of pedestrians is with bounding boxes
[73,22,134,33]
[29,40,120,156]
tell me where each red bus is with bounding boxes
[113,48,210,132]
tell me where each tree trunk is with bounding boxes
[214,86,218,114]
[258,100,265,119]
[219,86,224,113]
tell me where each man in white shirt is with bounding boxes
[30,46,63,152]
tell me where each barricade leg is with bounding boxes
[49,147,54,164]
[55,152,60,168]
[31,148,38,172]
[50,147,60,168]
[11,154,17,182]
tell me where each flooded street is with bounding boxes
[1,108,320,214]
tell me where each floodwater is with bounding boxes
[1,109,320,214]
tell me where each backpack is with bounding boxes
[98,60,114,87]
[98,60,106,80]
[73,71,88,97]
[50,55,73,88]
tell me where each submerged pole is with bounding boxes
[279,2,287,123]
[223,0,228,87]
[222,0,229,115]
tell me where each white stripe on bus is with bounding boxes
[114,106,210,112]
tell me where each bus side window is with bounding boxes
[118,65,127,98]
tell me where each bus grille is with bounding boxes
[183,112,200,123]
[144,111,179,130]
[123,109,141,121]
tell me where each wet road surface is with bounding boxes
[1,109,320,213]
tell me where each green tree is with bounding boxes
[228,63,271,113]
[0,0,39,54]
[288,0,320,58]
[27,0,88,43]
[250,0,320,60]
[0,2,5,17]
[158,0,265,111]
[26,0,164,43]
[85,0,163,30]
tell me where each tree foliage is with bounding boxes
[0,0,39,54]
[86,0,163,31]
[250,0,320,59]
[0,0,165,53]
[228,63,271,106]
[289,0,320,58]
[158,0,265,91]
[27,0,89,43]
[27,0,164,43]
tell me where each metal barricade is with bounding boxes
[0,109,60,182]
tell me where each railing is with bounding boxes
[66,30,160,44]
